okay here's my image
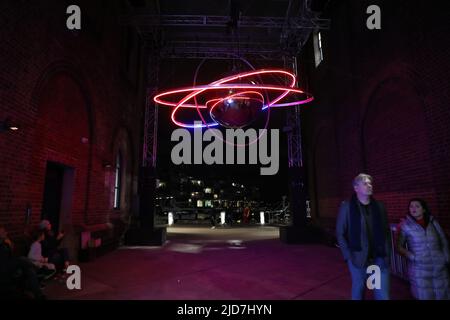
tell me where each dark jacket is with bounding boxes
[336,199,391,268]
[0,239,13,275]
[41,231,61,258]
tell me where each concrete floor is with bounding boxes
[44,225,413,300]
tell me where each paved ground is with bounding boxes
[44,225,412,300]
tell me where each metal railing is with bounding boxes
[390,224,409,281]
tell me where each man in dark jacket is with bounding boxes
[39,220,70,271]
[336,173,391,300]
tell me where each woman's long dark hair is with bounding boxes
[408,198,431,223]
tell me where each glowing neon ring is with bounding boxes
[153,69,314,128]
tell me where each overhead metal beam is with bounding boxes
[158,50,286,60]
[157,40,286,60]
[123,14,330,30]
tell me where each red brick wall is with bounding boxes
[0,1,144,241]
[302,1,450,234]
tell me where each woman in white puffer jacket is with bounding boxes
[396,198,450,300]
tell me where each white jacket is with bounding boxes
[28,241,55,270]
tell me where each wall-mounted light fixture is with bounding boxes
[102,161,112,169]
[0,118,19,133]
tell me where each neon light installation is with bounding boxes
[153,69,313,129]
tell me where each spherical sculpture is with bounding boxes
[153,69,313,129]
[209,91,263,128]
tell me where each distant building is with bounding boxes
[155,172,263,222]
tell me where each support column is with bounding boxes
[124,47,166,245]
[139,166,156,229]
[280,56,322,243]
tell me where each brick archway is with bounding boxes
[361,77,433,221]
[31,62,94,226]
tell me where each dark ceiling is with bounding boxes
[125,0,330,60]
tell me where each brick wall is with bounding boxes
[0,1,145,244]
[301,0,450,234]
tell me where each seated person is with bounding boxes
[28,230,56,280]
[39,220,70,272]
[0,225,46,299]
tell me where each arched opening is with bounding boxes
[34,72,93,227]
[114,151,123,210]
[362,77,433,220]
[110,126,135,220]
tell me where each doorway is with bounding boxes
[41,162,74,233]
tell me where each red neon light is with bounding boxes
[153,69,313,128]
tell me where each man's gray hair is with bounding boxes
[352,173,373,187]
[39,219,51,230]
